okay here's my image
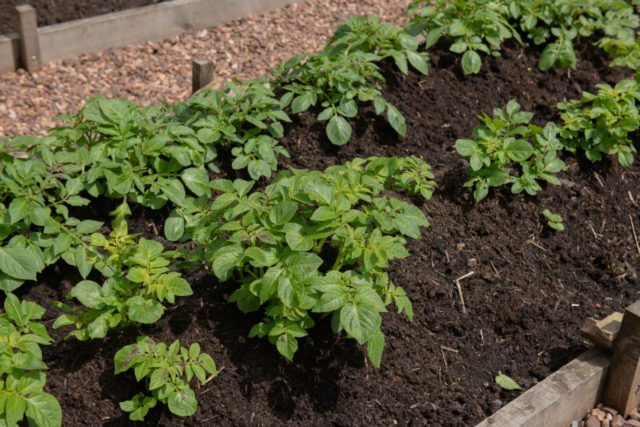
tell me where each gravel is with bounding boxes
[0,0,412,138]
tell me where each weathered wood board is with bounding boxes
[1,0,301,73]
[476,349,610,427]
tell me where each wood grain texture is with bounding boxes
[16,5,41,71]
[602,301,640,416]
[581,311,623,350]
[476,349,610,427]
[192,58,213,93]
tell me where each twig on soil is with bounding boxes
[441,345,458,353]
[587,221,599,240]
[630,214,640,255]
[526,239,546,252]
[489,260,500,278]
[630,190,637,207]
[454,271,474,314]
[593,172,604,188]
[440,346,448,370]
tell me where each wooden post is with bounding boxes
[602,300,640,416]
[192,59,213,94]
[16,5,41,72]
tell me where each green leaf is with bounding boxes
[277,275,304,308]
[495,371,521,390]
[505,140,533,162]
[326,115,352,146]
[167,388,197,417]
[127,296,164,324]
[4,292,24,325]
[386,104,406,137]
[269,201,298,225]
[340,302,381,345]
[164,211,185,242]
[76,220,104,234]
[0,246,39,281]
[25,392,62,427]
[366,329,385,368]
[407,51,429,75]
[9,198,31,224]
[212,246,244,281]
[285,252,323,281]
[74,246,91,279]
[181,168,210,197]
[313,285,348,313]
[69,280,103,308]
[159,178,187,206]
[461,50,482,74]
[275,333,298,361]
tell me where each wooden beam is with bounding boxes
[581,311,623,350]
[192,59,214,94]
[15,5,41,72]
[37,0,300,63]
[0,33,20,73]
[477,349,610,427]
[602,301,640,416]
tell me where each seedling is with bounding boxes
[542,209,564,231]
[495,371,522,391]
[114,336,216,420]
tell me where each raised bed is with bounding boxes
[2,2,640,426]
[0,0,300,73]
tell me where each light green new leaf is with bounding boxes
[69,280,103,309]
[495,371,521,390]
[212,246,244,281]
[461,50,482,74]
[76,220,104,234]
[127,296,164,324]
[164,211,185,241]
[276,333,298,361]
[25,392,62,427]
[366,328,385,368]
[167,388,197,417]
[326,115,352,146]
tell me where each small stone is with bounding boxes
[491,399,502,409]
[586,415,601,427]
[571,421,579,427]
[612,415,624,427]
[456,243,465,250]
[631,411,640,422]
[467,258,477,267]
[601,419,610,427]
[591,409,606,421]
[603,407,618,416]
[624,419,640,427]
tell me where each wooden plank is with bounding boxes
[476,349,610,427]
[603,300,640,416]
[38,0,300,63]
[15,5,41,71]
[0,33,20,73]
[192,59,214,94]
[581,311,623,350]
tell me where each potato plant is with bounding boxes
[167,156,435,367]
[557,77,640,166]
[114,336,216,421]
[273,50,406,146]
[0,294,61,427]
[456,100,566,201]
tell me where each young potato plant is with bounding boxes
[53,218,192,340]
[511,0,639,70]
[407,0,520,74]
[456,100,566,201]
[114,336,216,421]
[170,156,435,367]
[42,95,215,210]
[175,78,292,180]
[542,209,564,231]
[557,78,640,166]
[0,145,110,293]
[326,14,430,76]
[274,50,406,146]
[0,294,61,427]
[597,31,640,69]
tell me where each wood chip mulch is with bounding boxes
[0,0,412,138]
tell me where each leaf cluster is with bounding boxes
[407,0,521,74]
[456,100,566,201]
[327,14,430,75]
[170,156,435,366]
[0,294,61,427]
[114,336,216,420]
[53,220,192,340]
[557,78,640,166]
[274,49,406,146]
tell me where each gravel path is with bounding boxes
[0,0,412,138]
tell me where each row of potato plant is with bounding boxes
[3,1,640,424]
[407,0,640,74]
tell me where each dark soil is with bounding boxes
[0,0,167,35]
[13,38,640,426]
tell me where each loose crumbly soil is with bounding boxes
[0,0,167,35]
[10,35,640,426]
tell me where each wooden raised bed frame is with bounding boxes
[0,0,301,73]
